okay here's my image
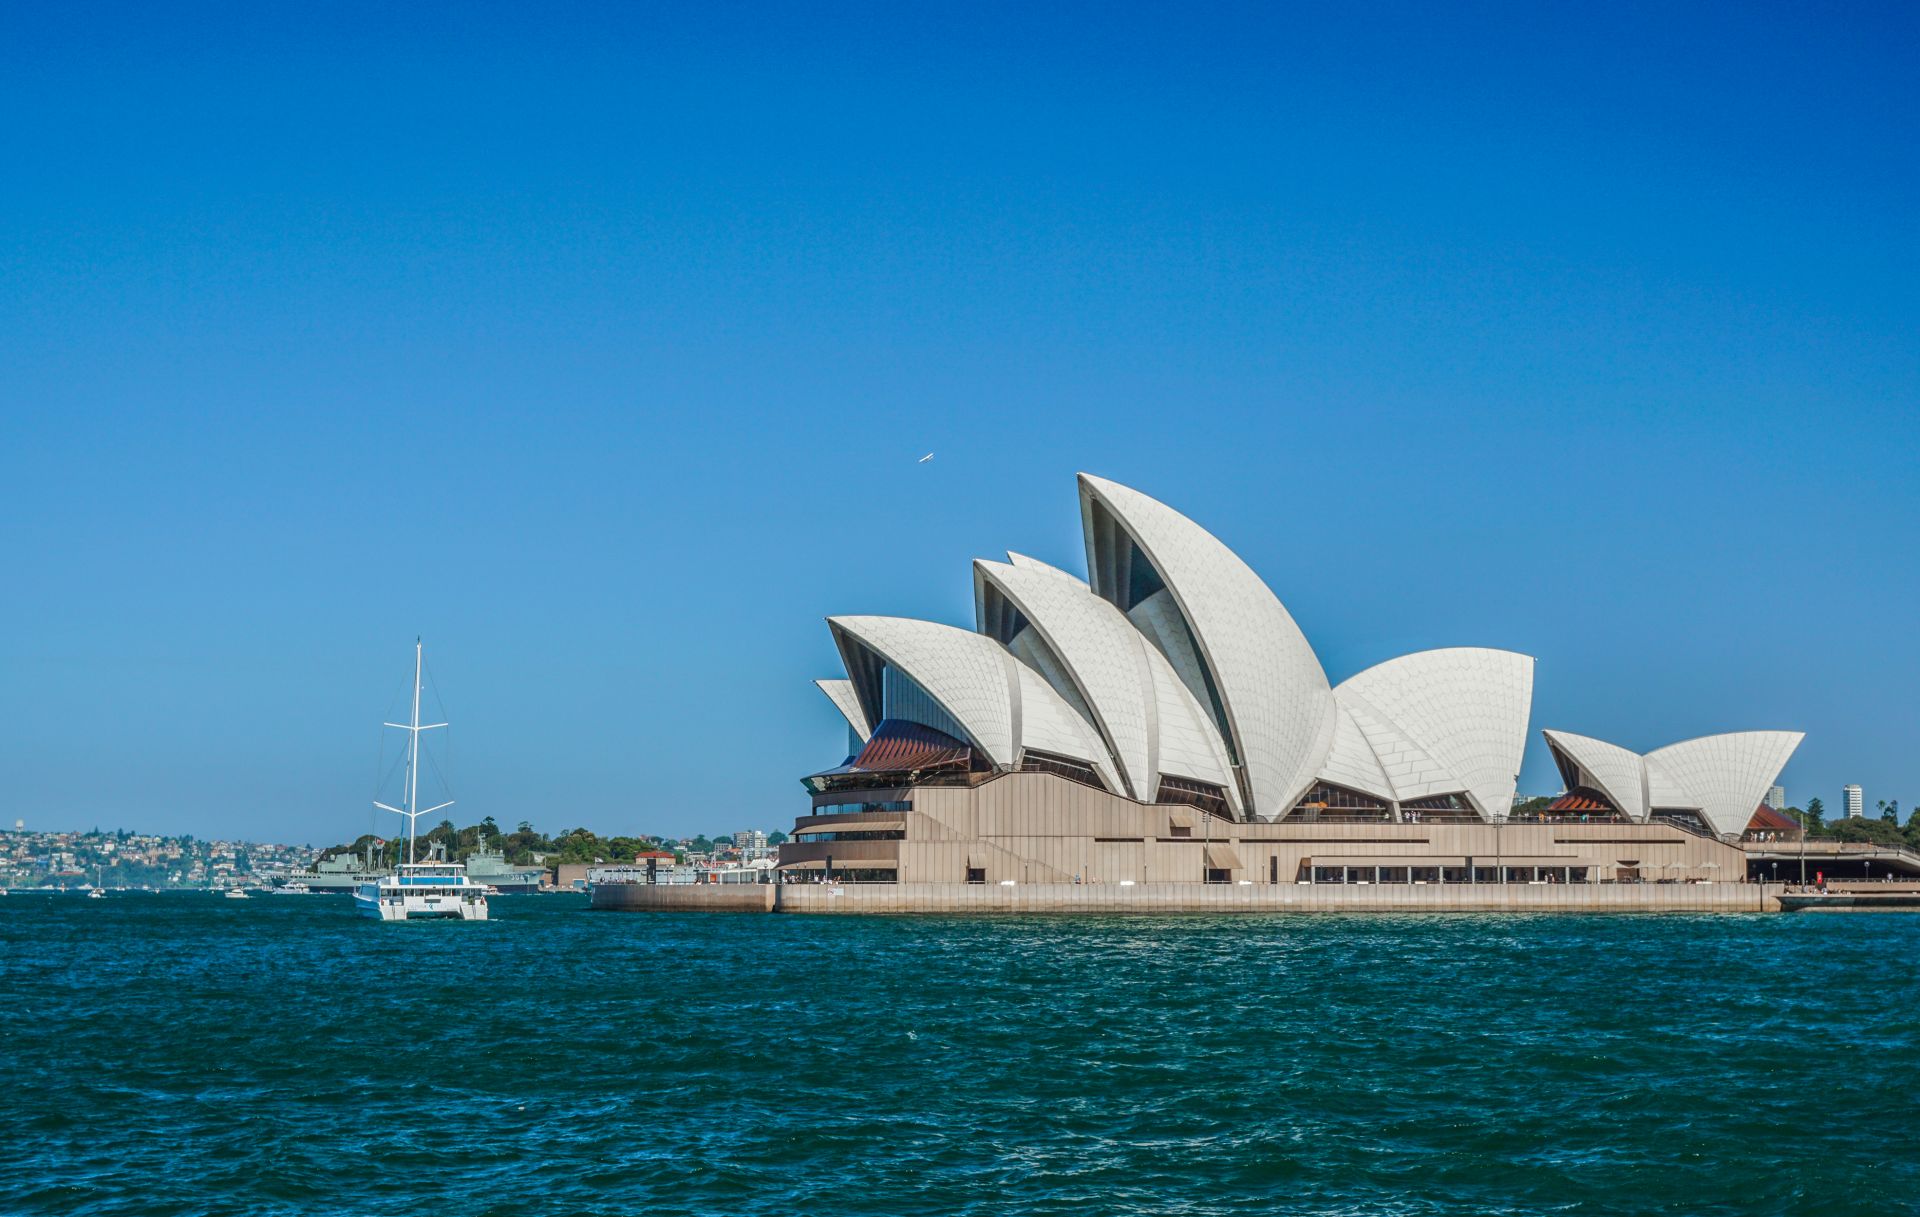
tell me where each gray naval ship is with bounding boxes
[286,842,544,893]
[460,846,546,894]
[284,844,390,893]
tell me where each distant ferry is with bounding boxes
[355,639,488,922]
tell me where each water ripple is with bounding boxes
[2,897,1916,1215]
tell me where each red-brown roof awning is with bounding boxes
[850,720,972,773]
[1549,787,1615,813]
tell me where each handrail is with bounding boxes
[1647,814,1721,841]
[1754,839,1920,857]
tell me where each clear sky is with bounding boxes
[3,2,1915,844]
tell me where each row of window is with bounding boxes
[785,869,898,884]
[1155,775,1233,819]
[1310,865,1595,884]
[1020,751,1107,790]
[811,800,912,817]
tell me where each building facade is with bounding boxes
[1844,785,1865,818]
[779,474,1799,886]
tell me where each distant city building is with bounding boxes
[1766,785,1786,810]
[1844,785,1864,818]
[735,829,769,853]
[0,826,312,889]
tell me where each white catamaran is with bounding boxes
[354,639,489,922]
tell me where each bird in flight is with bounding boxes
[917,452,934,463]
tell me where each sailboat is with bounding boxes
[353,639,488,922]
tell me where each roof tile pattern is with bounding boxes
[1542,728,1804,837]
[977,557,1154,799]
[1643,755,1696,811]
[827,614,1122,789]
[976,555,1238,811]
[1542,730,1651,821]
[1013,663,1123,793]
[1316,704,1397,803]
[1645,732,1806,837]
[1335,649,1535,820]
[1143,651,1240,806]
[1079,474,1336,819]
[813,678,871,742]
[1340,699,1454,800]
[829,617,1017,767]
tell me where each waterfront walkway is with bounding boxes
[593,880,1791,914]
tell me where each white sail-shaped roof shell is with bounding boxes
[814,678,871,742]
[1645,731,1805,837]
[1543,729,1651,821]
[1334,648,1534,820]
[813,475,1803,842]
[974,555,1239,813]
[1642,755,1696,812]
[1544,728,1803,836]
[1344,700,1454,803]
[1316,704,1397,804]
[1145,654,1241,808]
[829,616,1018,766]
[1079,474,1335,820]
[1012,664,1123,792]
[826,615,1120,791]
[976,557,1152,797]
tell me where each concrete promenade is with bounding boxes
[592,880,1786,914]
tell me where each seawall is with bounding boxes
[591,884,775,912]
[593,881,1786,914]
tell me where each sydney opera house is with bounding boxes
[776,475,1804,889]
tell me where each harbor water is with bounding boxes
[3,893,1917,1215]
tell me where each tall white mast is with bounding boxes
[406,639,422,863]
[374,637,451,866]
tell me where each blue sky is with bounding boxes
[3,1,1915,843]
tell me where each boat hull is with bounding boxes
[353,887,488,921]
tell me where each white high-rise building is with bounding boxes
[1844,784,1864,818]
[1767,785,1786,810]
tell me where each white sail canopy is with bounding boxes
[804,474,1796,837]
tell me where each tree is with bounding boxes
[1825,816,1907,848]
[769,831,788,845]
[1805,797,1825,828]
